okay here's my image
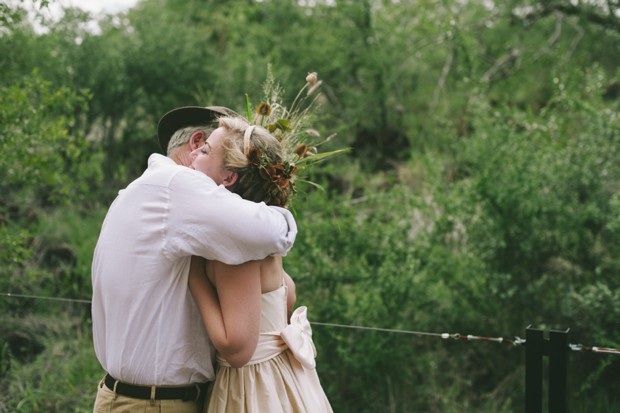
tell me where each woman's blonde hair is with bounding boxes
[217,116,293,207]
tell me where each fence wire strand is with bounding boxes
[2,292,618,355]
[1,292,92,304]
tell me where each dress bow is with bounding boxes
[280,306,317,369]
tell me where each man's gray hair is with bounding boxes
[167,125,215,155]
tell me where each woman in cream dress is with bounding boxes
[188,116,332,413]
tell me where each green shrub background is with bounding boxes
[1,0,619,412]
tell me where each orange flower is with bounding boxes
[279,178,290,188]
[259,164,276,181]
[272,164,286,182]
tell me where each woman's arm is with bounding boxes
[188,256,262,368]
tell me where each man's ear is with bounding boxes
[189,131,206,151]
[223,171,238,189]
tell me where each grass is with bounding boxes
[0,312,102,413]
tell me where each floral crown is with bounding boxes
[241,69,347,204]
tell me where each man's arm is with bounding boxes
[168,170,297,264]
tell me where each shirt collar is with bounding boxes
[148,153,176,168]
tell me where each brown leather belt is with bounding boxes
[104,373,205,401]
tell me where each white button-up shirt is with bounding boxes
[91,154,297,386]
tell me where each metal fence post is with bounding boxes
[549,329,569,413]
[525,326,544,413]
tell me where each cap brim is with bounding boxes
[157,106,239,152]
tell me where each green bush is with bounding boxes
[0,71,104,317]
[2,0,619,411]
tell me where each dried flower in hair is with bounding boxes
[247,148,262,167]
[306,72,318,85]
[272,164,286,183]
[295,144,311,158]
[259,164,278,182]
[256,102,272,116]
[279,177,291,188]
[241,67,348,207]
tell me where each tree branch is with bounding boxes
[480,48,521,84]
[431,42,455,110]
[517,2,620,33]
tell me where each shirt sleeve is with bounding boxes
[166,169,297,265]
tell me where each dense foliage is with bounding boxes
[1,0,619,412]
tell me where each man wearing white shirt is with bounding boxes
[91,106,297,413]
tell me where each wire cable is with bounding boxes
[1,292,91,304]
[2,292,618,354]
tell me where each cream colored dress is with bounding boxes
[206,286,333,413]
